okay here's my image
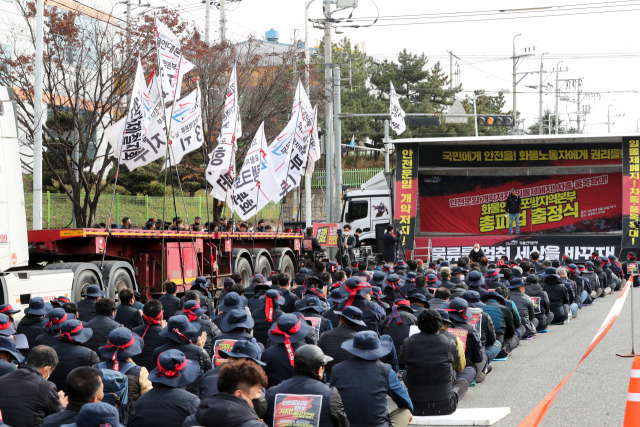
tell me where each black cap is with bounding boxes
[294,344,332,369]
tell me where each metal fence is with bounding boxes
[23,168,383,229]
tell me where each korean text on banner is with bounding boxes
[155,18,194,105]
[163,84,203,168]
[270,81,313,202]
[622,137,640,254]
[132,75,168,169]
[389,81,406,135]
[313,223,339,248]
[207,64,242,203]
[393,144,419,250]
[273,394,323,427]
[231,122,280,220]
[303,106,320,178]
[111,58,147,171]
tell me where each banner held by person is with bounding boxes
[232,122,280,220]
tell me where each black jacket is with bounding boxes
[42,403,83,427]
[505,193,521,214]
[129,383,200,427]
[317,323,358,379]
[0,365,63,427]
[277,288,299,313]
[261,341,306,388]
[381,310,417,361]
[158,294,181,319]
[77,299,98,322]
[509,289,537,337]
[16,315,47,348]
[84,315,123,352]
[192,317,222,357]
[50,341,100,391]
[382,232,398,262]
[191,393,267,427]
[399,332,459,406]
[115,304,144,330]
[251,308,284,347]
[131,323,170,371]
[582,269,601,292]
[468,248,486,263]
[541,277,569,322]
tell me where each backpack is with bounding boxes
[98,361,134,424]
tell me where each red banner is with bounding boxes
[394,144,419,250]
[213,339,237,367]
[420,173,621,234]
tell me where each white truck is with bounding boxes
[0,87,78,320]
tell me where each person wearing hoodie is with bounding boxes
[593,259,611,296]
[582,262,602,298]
[524,274,554,331]
[507,278,538,338]
[186,359,268,427]
[540,267,570,324]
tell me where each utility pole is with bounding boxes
[304,0,316,228]
[554,61,565,134]
[33,0,44,229]
[219,0,226,41]
[576,78,583,133]
[205,0,211,44]
[333,66,342,222]
[323,1,333,223]
[449,50,453,90]
[539,52,548,135]
[511,35,534,134]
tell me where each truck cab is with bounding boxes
[340,171,393,253]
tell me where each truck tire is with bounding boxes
[279,255,295,280]
[235,258,252,288]
[255,255,272,278]
[109,268,134,301]
[73,269,101,302]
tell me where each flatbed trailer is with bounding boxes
[27,228,302,301]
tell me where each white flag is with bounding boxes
[232,122,280,220]
[164,85,204,167]
[303,105,319,178]
[135,74,169,167]
[110,58,147,171]
[269,81,313,202]
[155,18,195,105]
[389,81,406,135]
[207,64,242,203]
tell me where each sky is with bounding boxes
[156,0,639,136]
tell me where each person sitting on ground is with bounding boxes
[331,330,413,427]
[132,300,169,371]
[181,277,214,317]
[62,302,81,320]
[35,307,71,347]
[115,288,144,330]
[508,278,538,338]
[186,360,269,427]
[276,273,299,313]
[0,345,65,427]
[96,327,151,409]
[408,293,429,318]
[212,291,247,329]
[16,296,49,348]
[84,298,122,353]
[252,289,285,346]
[50,319,100,391]
[540,267,570,324]
[159,281,181,319]
[428,287,451,311]
[524,274,554,330]
[152,315,210,396]
[266,345,349,427]
[318,306,366,381]
[381,299,417,361]
[261,313,312,388]
[400,309,468,416]
[298,296,334,339]
[558,267,579,318]
[183,293,222,356]
[78,284,105,322]
[480,291,517,360]
[129,350,200,427]
[337,277,382,333]
[41,366,104,427]
[0,335,24,376]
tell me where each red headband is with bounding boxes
[444,307,469,321]
[172,328,192,343]
[0,321,11,330]
[265,294,280,322]
[183,303,201,322]
[156,356,187,378]
[271,321,302,366]
[141,311,163,340]
[345,284,365,306]
[103,334,135,371]
[45,313,67,330]
[58,324,84,342]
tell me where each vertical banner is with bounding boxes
[622,137,640,254]
[394,144,419,250]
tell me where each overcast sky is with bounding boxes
[150,0,640,134]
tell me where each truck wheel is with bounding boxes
[255,256,272,279]
[235,258,252,288]
[279,255,295,280]
[73,269,100,302]
[109,268,134,301]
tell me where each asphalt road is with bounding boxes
[456,286,639,427]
